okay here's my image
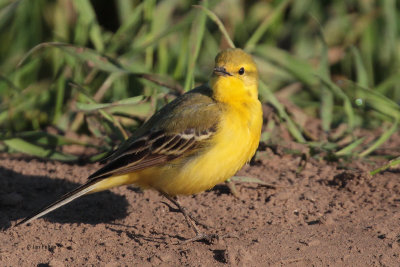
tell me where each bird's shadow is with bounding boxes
[0,166,129,230]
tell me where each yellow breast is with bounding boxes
[134,97,262,195]
[108,76,263,196]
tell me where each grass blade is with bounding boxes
[3,138,78,161]
[317,31,333,132]
[259,81,305,142]
[72,0,104,52]
[183,1,208,91]
[4,131,92,147]
[18,42,127,73]
[245,0,292,52]
[351,46,369,87]
[76,96,144,112]
[370,156,400,176]
[359,119,398,158]
[194,5,235,48]
[335,137,365,156]
[319,76,355,130]
[231,176,277,188]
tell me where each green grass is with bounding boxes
[0,0,399,173]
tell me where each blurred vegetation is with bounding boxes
[0,0,399,166]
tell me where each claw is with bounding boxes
[180,233,219,244]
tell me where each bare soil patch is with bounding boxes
[1,133,399,266]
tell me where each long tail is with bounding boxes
[15,172,136,226]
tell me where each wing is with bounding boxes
[88,86,221,180]
[15,86,220,227]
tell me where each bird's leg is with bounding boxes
[164,195,209,229]
[161,193,217,243]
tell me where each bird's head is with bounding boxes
[210,48,259,102]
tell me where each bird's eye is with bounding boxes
[238,67,245,75]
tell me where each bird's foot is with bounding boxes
[180,232,219,244]
[161,200,211,229]
[181,206,211,230]
[179,231,239,244]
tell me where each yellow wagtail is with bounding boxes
[17,48,263,242]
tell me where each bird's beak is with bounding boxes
[213,66,232,77]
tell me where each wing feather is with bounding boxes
[88,127,217,180]
[88,86,221,180]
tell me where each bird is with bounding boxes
[16,48,263,242]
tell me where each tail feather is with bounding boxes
[16,178,102,226]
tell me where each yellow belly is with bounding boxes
[92,101,262,196]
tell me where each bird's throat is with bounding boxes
[210,77,258,105]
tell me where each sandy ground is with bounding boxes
[0,130,399,266]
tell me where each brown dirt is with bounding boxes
[1,133,400,266]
